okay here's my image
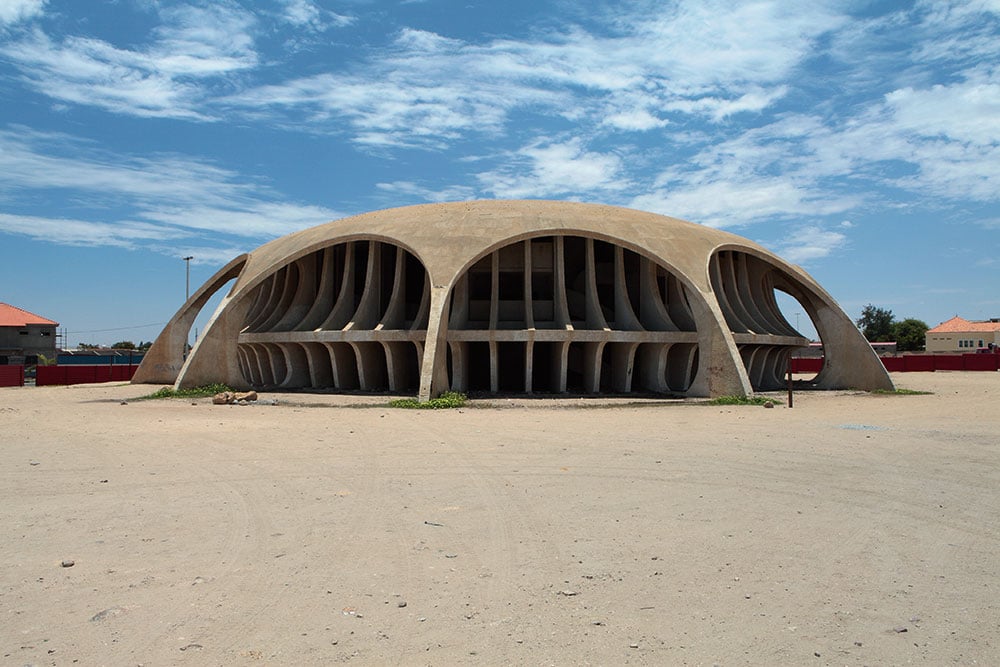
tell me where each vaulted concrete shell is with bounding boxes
[133,201,893,398]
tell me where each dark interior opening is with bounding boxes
[467,341,491,391]
[497,342,526,392]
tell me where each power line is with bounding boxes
[66,323,166,334]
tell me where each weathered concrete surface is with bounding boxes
[133,200,893,398]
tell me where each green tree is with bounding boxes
[891,318,929,352]
[111,340,136,350]
[856,304,895,341]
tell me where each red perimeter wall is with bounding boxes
[0,365,25,387]
[36,364,138,386]
[791,354,1000,374]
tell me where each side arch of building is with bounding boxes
[134,201,893,398]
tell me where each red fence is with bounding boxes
[791,353,1000,374]
[36,364,138,386]
[0,365,25,387]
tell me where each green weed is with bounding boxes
[389,391,468,409]
[705,395,782,406]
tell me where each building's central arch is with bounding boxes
[446,234,700,394]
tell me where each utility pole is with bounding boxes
[183,256,193,301]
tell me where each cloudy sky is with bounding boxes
[1,0,998,346]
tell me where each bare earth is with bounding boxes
[1,372,998,666]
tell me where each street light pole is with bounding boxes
[183,256,193,301]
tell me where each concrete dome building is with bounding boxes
[133,201,892,399]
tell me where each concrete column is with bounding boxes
[582,341,606,393]
[489,251,499,330]
[638,257,675,331]
[297,247,338,331]
[302,341,333,387]
[553,237,572,329]
[244,275,280,332]
[417,285,453,401]
[683,291,751,397]
[262,343,286,387]
[733,254,773,334]
[666,275,697,331]
[411,279,431,330]
[381,341,416,391]
[523,239,535,330]
[346,241,382,330]
[524,336,534,393]
[351,341,386,390]
[326,343,359,389]
[635,343,669,393]
[667,343,699,392]
[448,341,468,392]
[552,341,569,393]
[377,249,407,329]
[709,256,744,334]
[242,343,264,386]
[610,342,640,392]
[274,255,318,331]
[320,242,357,330]
[584,239,609,330]
[257,266,299,333]
[750,264,799,337]
[613,246,642,331]
[489,339,499,393]
[281,343,311,388]
[448,274,469,329]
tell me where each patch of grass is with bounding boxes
[138,383,235,400]
[389,391,467,409]
[871,387,932,396]
[705,395,782,406]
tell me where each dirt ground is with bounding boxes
[1,372,998,666]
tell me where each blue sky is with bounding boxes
[1,0,997,346]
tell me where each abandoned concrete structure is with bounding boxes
[134,201,893,398]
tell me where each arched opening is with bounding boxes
[708,250,815,390]
[773,290,821,384]
[447,235,699,395]
[236,240,429,392]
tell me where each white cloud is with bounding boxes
[771,226,847,264]
[883,76,1000,146]
[0,3,256,119]
[0,129,343,251]
[602,110,667,131]
[375,181,476,203]
[225,1,845,147]
[0,0,45,25]
[630,1,846,87]
[277,0,353,32]
[631,177,855,229]
[663,86,789,121]
[0,212,182,248]
[138,201,341,239]
[477,138,629,199]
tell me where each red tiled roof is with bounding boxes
[0,303,59,327]
[927,316,1000,334]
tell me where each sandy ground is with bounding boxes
[1,372,998,666]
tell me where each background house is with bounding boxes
[0,303,59,365]
[925,316,1000,352]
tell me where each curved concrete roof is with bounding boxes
[235,200,791,295]
[134,200,893,399]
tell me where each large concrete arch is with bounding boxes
[132,254,249,385]
[134,201,893,398]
